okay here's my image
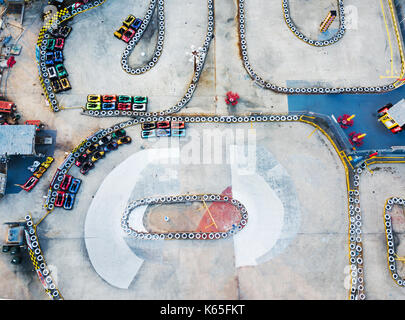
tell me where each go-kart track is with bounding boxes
[1,0,405,301]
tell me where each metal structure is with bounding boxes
[320,10,337,33]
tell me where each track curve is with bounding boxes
[237,0,405,94]
[120,0,165,75]
[121,194,248,240]
[282,0,346,47]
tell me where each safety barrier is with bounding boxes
[122,194,248,240]
[36,0,405,117]
[383,196,405,287]
[36,1,108,112]
[43,112,304,213]
[32,0,404,300]
[121,0,165,75]
[299,115,364,300]
[282,0,345,47]
[24,214,63,300]
[238,0,405,94]
[87,0,213,116]
[37,0,213,115]
[41,110,374,300]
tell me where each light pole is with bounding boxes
[186,45,204,72]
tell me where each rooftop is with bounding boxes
[0,125,36,157]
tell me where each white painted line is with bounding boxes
[230,145,285,268]
[84,148,179,289]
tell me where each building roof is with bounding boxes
[0,125,36,157]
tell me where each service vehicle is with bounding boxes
[156,129,171,137]
[59,25,72,38]
[157,121,170,129]
[70,2,84,10]
[4,221,25,245]
[54,50,63,63]
[171,121,185,129]
[49,27,61,38]
[86,102,101,110]
[98,136,111,145]
[114,25,128,39]
[142,122,156,130]
[0,101,17,113]
[51,79,62,93]
[55,191,66,207]
[172,128,186,137]
[131,18,143,30]
[33,166,47,179]
[11,256,22,265]
[132,104,146,111]
[47,66,58,79]
[111,129,126,139]
[60,78,71,91]
[41,157,54,168]
[117,102,131,110]
[102,95,117,103]
[18,176,39,192]
[45,52,54,66]
[60,174,72,191]
[28,160,41,172]
[63,193,75,210]
[102,102,116,110]
[80,161,94,175]
[141,130,156,139]
[117,136,132,145]
[25,120,45,130]
[68,178,81,194]
[87,94,101,103]
[123,14,136,28]
[55,38,64,49]
[122,28,136,42]
[133,96,148,104]
[55,64,68,78]
[75,153,88,167]
[104,141,118,152]
[91,150,105,162]
[85,143,99,154]
[46,38,55,51]
[2,221,25,265]
[118,95,132,103]
[377,99,405,134]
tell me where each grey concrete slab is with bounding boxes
[245,0,402,88]
[1,0,405,300]
[359,164,405,299]
[62,0,209,113]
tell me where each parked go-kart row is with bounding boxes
[141,120,186,138]
[17,157,54,192]
[75,129,132,175]
[114,14,143,43]
[86,94,148,112]
[55,174,81,210]
[45,25,72,93]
